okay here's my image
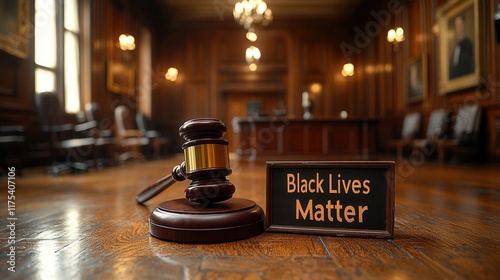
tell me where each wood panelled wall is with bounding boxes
[88,0,143,131]
[405,0,500,156]
[0,39,40,160]
[153,3,391,150]
[152,0,500,154]
[0,0,154,165]
[153,24,365,150]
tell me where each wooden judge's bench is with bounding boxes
[231,116,378,160]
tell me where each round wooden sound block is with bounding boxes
[149,198,266,243]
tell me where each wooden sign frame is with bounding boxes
[266,161,395,238]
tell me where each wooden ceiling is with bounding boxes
[152,0,366,25]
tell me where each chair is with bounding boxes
[85,102,116,168]
[0,126,25,175]
[412,109,450,159]
[114,105,149,163]
[436,104,484,163]
[135,112,170,159]
[387,112,421,157]
[34,92,96,175]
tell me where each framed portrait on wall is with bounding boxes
[0,0,29,59]
[437,0,481,95]
[107,61,135,95]
[407,55,426,104]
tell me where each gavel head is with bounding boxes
[178,118,235,204]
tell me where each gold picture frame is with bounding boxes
[0,0,30,59]
[437,0,481,95]
[107,61,135,95]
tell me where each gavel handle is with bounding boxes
[136,174,176,204]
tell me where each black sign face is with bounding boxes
[266,161,394,238]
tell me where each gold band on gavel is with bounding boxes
[184,143,230,173]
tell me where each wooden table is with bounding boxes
[1,156,499,279]
[231,116,378,161]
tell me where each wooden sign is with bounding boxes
[266,161,395,238]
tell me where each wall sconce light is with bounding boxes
[387,27,405,50]
[341,63,354,77]
[118,34,136,51]
[245,46,261,71]
[309,82,322,94]
[165,67,178,82]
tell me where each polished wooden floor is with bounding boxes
[1,154,499,279]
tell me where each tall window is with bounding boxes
[35,0,81,113]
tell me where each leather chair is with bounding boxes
[34,92,96,175]
[114,105,149,163]
[412,109,450,159]
[438,105,486,162]
[135,112,170,159]
[85,102,116,168]
[436,105,484,163]
[388,112,421,157]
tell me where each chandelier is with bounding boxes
[233,0,273,31]
[387,27,405,51]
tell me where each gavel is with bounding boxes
[137,118,265,243]
[136,118,235,204]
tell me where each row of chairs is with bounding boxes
[35,92,169,175]
[389,104,484,163]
